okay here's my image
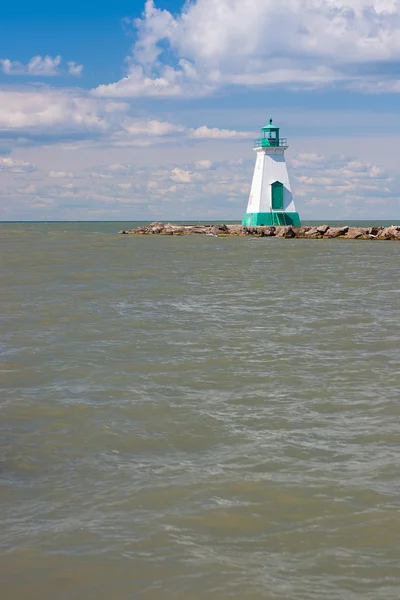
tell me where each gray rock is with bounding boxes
[228,225,246,235]
[389,226,400,240]
[304,227,323,238]
[345,228,367,239]
[150,221,165,228]
[211,224,229,235]
[189,227,208,234]
[259,226,276,236]
[368,226,383,237]
[325,226,348,238]
[276,226,296,238]
[293,227,311,237]
[378,226,400,240]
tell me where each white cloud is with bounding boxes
[0,89,122,136]
[0,156,36,172]
[195,160,213,170]
[108,116,246,147]
[0,56,61,76]
[0,55,83,77]
[105,163,132,173]
[67,61,84,77]
[291,153,399,216]
[190,126,248,139]
[95,0,400,97]
[48,170,74,178]
[292,154,327,168]
[0,86,246,148]
[93,64,194,98]
[170,167,193,183]
[122,118,183,136]
[0,157,251,219]
[2,151,399,220]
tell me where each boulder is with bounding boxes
[316,224,330,234]
[325,226,348,238]
[377,228,390,240]
[228,224,247,235]
[345,228,367,239]
[211,224,229,235]
[259,226,276,236]
[284,226,296,238]
[189,227,208,234]
[294,226,311,237]
[150,221,165,229]
[378,226,400,240]
[163,224,179,234]
[304,227,323,238]
[276,226,296,238]
[368,226,383,237]
[389,226,400,240]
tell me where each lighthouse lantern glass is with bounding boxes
[260,124,280,147]
[253,121,288,149]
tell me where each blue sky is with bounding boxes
[1,0,400,221]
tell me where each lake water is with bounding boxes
[1,222,400,600]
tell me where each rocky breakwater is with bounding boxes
[119,222,400,240]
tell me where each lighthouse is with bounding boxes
[242,119,300,227]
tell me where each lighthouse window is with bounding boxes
[266,130,278,146]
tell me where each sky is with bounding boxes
[1,0,400,221]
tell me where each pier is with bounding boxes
[119,223,400,240]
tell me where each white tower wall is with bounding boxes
[246,149,295,214]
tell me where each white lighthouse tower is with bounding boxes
[242,119,300,227]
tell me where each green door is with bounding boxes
[271,181,284,210]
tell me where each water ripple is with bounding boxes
[1,223,400,599]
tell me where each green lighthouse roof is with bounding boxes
[261,118,279,132]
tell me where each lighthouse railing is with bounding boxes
[253,138,288,149]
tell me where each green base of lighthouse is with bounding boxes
[242,212,301,227]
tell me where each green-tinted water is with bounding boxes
[1,222,400,600]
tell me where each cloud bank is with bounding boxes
[0,88,248,147]
[0,157,36,172]
[0,55,83,77]
[2,153,399,221]
[95,0,400,97]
